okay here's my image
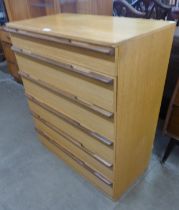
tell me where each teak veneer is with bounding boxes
[7,14,175,200]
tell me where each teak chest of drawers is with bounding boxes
[7,14,175,200]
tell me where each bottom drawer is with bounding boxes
[38,133,113,197]
[34,118,113,181]
[28,100,113,165]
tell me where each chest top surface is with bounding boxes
[7,14,175,46]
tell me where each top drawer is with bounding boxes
[10,33,117,76]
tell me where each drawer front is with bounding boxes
[39,134,113,196]
[23,78,115,142]
[28,100,113,165]
[11,33,117,76]
[2,43,16,62]
[35,119,113,181]
[16,53,115,113]
[0,30,11,43]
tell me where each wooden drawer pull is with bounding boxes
[7,27,115,55]
[27,93,113,146]
[33,111,113,168]
[12,46,113,84]
[70,40,114,55]
[20,71,113,118]
[37,129,113,186]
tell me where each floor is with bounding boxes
[0,62,179,210]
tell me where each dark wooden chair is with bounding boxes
[161,79,179,163]
[113,0,179,163]
[113,0,172,19]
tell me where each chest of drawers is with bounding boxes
[7,14,175,200]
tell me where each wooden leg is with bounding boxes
[161,138,176,164]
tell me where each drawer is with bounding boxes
[0,29,11,43]
[39,134,113,196]
[35,118,113,181]
[23,78,115,142]
[16,53,115,114]
[167,106,179,137]
[28,100,113,165]
[11,33,117,76]
[2,42,16,62]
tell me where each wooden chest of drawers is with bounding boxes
[7,14,175,200]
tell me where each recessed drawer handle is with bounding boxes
[20,71,113,118]
[7,27,115,55]
[26,93,113,146]
[32,111,113,168]
[37,128,113,186]
[12,46,113,84]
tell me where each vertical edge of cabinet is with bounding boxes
[4,0,31,21]
[111,47,119,198]
[76,0,112,15]
[4,0,13,21]
[113,25,175,200]
[55,0,62,13]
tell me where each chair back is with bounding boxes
[113,0,171,19]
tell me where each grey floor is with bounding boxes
[0,62,179,210]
